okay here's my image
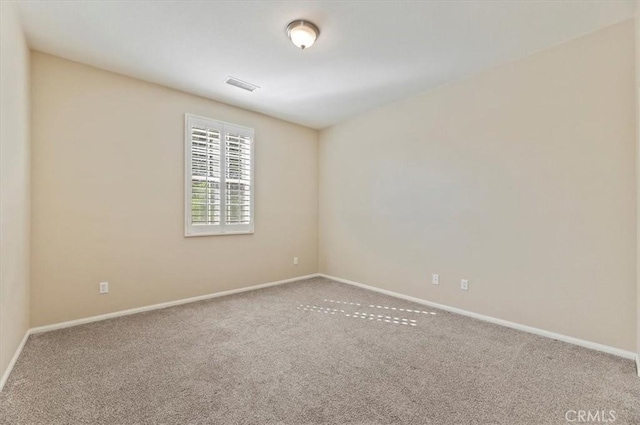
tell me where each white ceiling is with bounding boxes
[15,1,636,129]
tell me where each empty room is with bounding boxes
[1,0,640,424]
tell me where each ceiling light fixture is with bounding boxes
[286,20,319,50]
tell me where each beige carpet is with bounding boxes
[1,277,638,424]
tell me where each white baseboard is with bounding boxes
[0,330,30,391]
[30,274,320,334]
[319,273,637,361]
[636,354,640,377]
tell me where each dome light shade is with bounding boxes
[286,20,319,50]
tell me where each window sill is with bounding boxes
[184,230,254,237]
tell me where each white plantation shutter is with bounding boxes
[190,126,221,226]
[185,115,254,236]
[225,129,252,226]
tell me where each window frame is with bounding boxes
[184,114,255,237]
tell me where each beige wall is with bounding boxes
[0,2,31,380]
[319,20,636,351]
[31,52,318,327]
[636,8,640,363]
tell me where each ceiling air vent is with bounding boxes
[225,76,259,92]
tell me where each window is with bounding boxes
[185,114,254,236]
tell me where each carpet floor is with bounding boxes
[1,277,639,424]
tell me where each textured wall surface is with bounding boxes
[320,20,636,351]
[31,53,318,326]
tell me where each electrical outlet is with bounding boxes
[99,281,109,294]
[293,257,299,265]
[432,274,439,285]
[461,279,469,291]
